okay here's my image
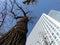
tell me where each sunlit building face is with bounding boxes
[26,10,60,45]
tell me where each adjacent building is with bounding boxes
[26,10,60,45]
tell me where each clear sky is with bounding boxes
[0,0,60,36]
[27,0,60,36]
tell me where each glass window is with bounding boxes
[56,32,59,36]
[52,33,54,35]
[54,29,55,31]
[57,26,59,29]
[49,36,51,38]
[54,35,56,39]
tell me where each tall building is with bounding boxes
[26,10,60,45]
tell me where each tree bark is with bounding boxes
[0,16,28,45]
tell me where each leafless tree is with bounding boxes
[0,0,36,45]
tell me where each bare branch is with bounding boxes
[0,0,7,28]
[15,16,24,19]
[9,0,28,19]
[9,0,24,19]
[23,0,36,5]
[14,0,26,16]
[0,12,6,28]
[9,0,17,19]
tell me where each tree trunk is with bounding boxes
[0,17,28,45]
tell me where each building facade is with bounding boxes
[26,10,60,45]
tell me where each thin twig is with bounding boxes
[14,0,26,16]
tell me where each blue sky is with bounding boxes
[27,0,60,36]
[0,0,60,36]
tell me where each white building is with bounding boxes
[26,10,60,45]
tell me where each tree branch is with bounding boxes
[0,12,6,28]
[23,0,36,5]
[14,0,26,16]
[9,0,17,19]
[0,0,7,28]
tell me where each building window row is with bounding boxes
[42,19,53,41]
[43,16,60,38]
[43,15,59,29]
[40,15,60,45]
[42,18,58,42]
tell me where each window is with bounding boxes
[52,27,54,29]
[54,35,56,39]
[52,33,54,35]
[57,26,59,29]
[54,29,56,32]
[49,36,51,38]
[56,39,58,41]
[56,32,59,36]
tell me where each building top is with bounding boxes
[48,10,60,23]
